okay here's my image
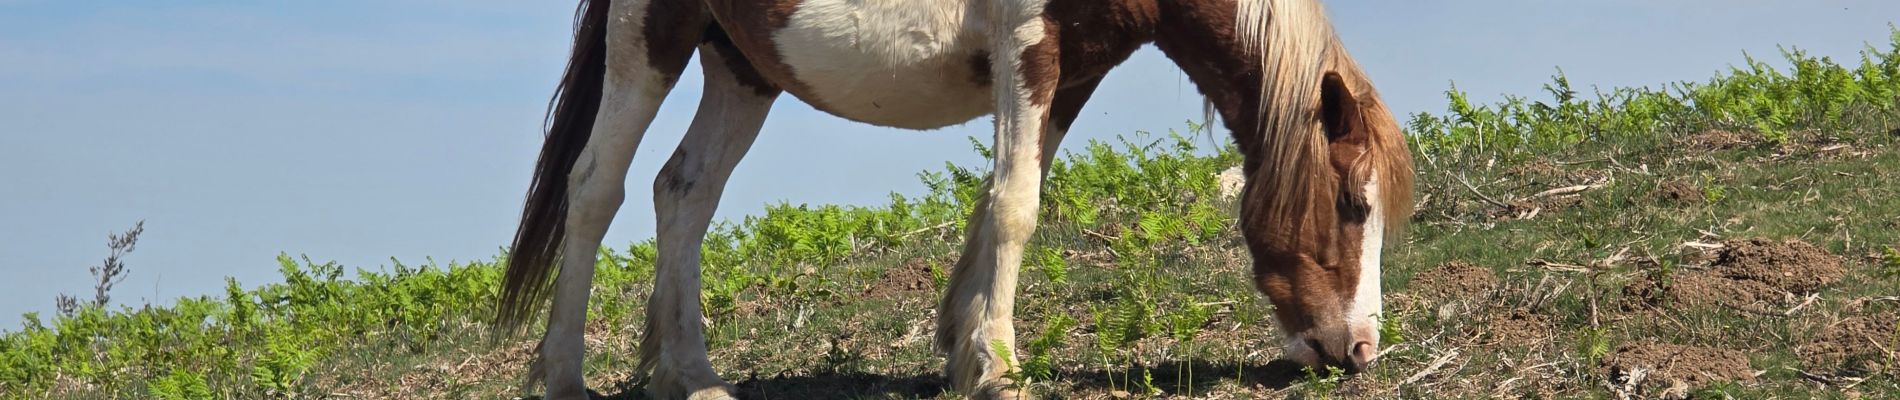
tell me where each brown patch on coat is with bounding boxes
[705,0,821,106]
[1045,0,1159,86]
[965,0,1156,90]
[642,0,709,80]
[967,51,994,87]
[1019,17,1062,106]
[1152,0,1262,154]
[702,24,779,96]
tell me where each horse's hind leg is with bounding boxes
[542,0,704,399]
[639,35,780,400]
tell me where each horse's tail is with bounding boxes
[494,0,611,337]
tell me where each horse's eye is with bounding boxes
[1337,184,1370,223]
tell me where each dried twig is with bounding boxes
[1783,293,1820,316]
[1795,368,1839,384]
[1679,241,1725,250]
[1081,228,1120,242]
[1533,183,1604,198]
[899,221,956,238]
[1556,157,1612,165]
[1527,259,1589,273]
[1401,348,1461,386]
[1455,173,1514,209]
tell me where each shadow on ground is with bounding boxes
[537,359,1309,399]
[1053,358,1309,396]
[537,371,947,400]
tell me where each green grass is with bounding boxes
[8,26,1900,400]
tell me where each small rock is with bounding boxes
[1217,166,1245,199]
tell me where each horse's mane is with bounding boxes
[1236,0,1414,241]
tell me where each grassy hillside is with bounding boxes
[7,28,1900,399]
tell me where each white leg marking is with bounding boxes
[544,2,676,399]
[940,3,1050,397]
[640,43,777,400]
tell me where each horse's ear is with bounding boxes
[1321,72,1370,180]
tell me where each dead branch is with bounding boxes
[1401,348,1462,386]
[899,221,956,238]
[1532,183,1604,199]
[1455,173,1514,209]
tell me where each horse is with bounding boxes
[490,0,1415,398]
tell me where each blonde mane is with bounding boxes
[1236,0,1414,241]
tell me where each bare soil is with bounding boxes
[1405,261,1499,302]
[1798,313,1899,377]
[1602,341,1756,398]
[1656,178,1704,204]
[1710,238,1845,293]
[1677,129,1754,151]
[1623,238,1843,313]
[1467,308,1556,346]
[863,258,938,299]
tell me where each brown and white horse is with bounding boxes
[491,0,1415,398]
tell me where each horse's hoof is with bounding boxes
[685,386,738,400]
[647,365,736,400]
[974,380,1033,400]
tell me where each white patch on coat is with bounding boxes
[774,0,995,129]
[1346,173,1384,344]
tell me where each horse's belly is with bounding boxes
[773,0,994,130]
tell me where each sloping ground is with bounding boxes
[8,29,1900,400]
[326,126,1899,400]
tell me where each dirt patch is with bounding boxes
[1623,272,1784,312]
[1460,308,1555,346]
[1655,179,1704,204]
[1623,238,1842,312]
[1405,261,1499,302]
[1602,341,1756,398]
[863,258,938,299]
[1798,313,1899,376]
[1710,238,1844,293]
[1677,129,1753,151]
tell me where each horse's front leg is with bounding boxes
[936,5,1060,399]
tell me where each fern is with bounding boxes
[1021,315,1074,382]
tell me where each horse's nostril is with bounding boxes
[1347,341,1375,373]
[1352,341,1375,360]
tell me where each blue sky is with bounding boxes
[3,1,1896,328]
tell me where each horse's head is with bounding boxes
[1232,0,1414,374]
